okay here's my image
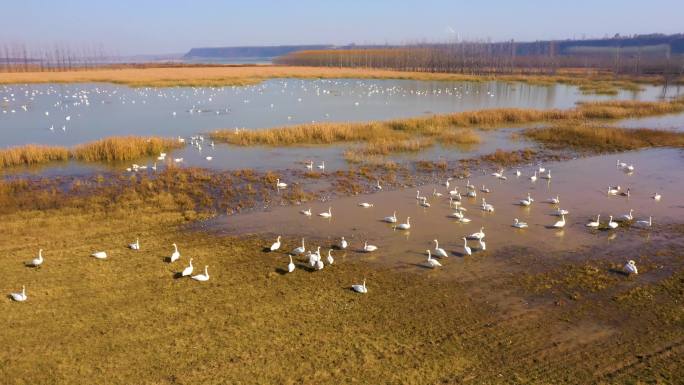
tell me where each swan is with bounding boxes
[479,238,486,251]
[270,236,282,251]
[433,189,443,197]
[462,237,472,256]
[623,260,638,275]
[129,238,140,250]
[306,160,313,170]
[433,240,448,258]
[317,161,325,170]
[375,180,382,190]
[608,215,618,229]
[420,197,431,207]
[416,190,426,200]
[287,255,295,273]
[538,165,545,173]
[319,207,332,218]
[384,211,398,223]
[624,164,635,172]
[10,286,27,302]
[29,249,44,267]
[541,170,551,180]
[607,186,620,195]
[181,258,194,277]
[326,249,334,265]
[519,193,533,206]
[466,180,475,190]
[617,209,634,222]
[481,198,494,212]
[444,178,451,188]
[308,251,318,267]
[352,279,368,294]
[512,218,528,228]
[292,238,306,254]
[554,208,569,216]
[515,169,521,177]
[426,250,442,268]
[396,217,411,230]
[469,227,485,240]
[458,216,472,223]
[586,215,600,228]
[91,251,107,260]
[617,160,627,169]
[449,210,464,219]
[480,185,490,193]
[339,237,348,249]
[530,171,537,182]
[547,195,560,204]
[634,216,652,228]
[151,162,157,171]
[466,189,477,198]
[276,179,288,189]
[301,208,312,216]
[315,258,324,270]
[191,265,210,281]
[552,214,566,228]
[363,241,377,252]
[652,193,661,201]
[170,243,180,262]
[619,188,631,197]
[449,188,460,197]
[174,158,183,163]
[491,169,503,178]
[358,202,374,208]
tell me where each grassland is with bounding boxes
[0,65,677,93]
[525,125,684,152]
[0,144,69,168]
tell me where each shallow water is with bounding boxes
[206,149,684,269]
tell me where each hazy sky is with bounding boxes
[3,0,682,55]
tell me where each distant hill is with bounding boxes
[183,45,334,59]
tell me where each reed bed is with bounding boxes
[0,144,69,168]
[525,125,684,152]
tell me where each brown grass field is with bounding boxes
[525,125,684,152]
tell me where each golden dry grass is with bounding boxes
[525,125,684,152]
[0,144,69,168]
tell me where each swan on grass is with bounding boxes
[426,250,442,268]
[181,258,194,277]
[352,279,368,294]
[586,215,600,228]
[326,249,334,265]
[191,265,210,281]
[292,238,306,255]
[462,237,472,256]
[170,243,180,262]
[29,249,44,267]
[129,238,140,250]
[384,211,398,223]
[91,251,107,260]
[433,240,448,258]
[623,260,638,275]
[363,241,378,252]
[479,238,486,251]
[287,255,295,273]
[270,236,282,251]
[10,286,27,302]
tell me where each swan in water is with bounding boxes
[170,243,180,262]
[586,215,601,228]
[306,160,313,170]
[396,217,411,230]
[317,161,325,170]
[552,214,566,228]
[515,169,521,177]
[363,241,378,252]
[444,178,451,188]
[29,249,44,267]
[624,164,635,172]
[181,258,194,277]
[276,179,288,189]
[319,207,332,218]
[191,265,210,281]
[512,218,528,228]
[449,188,460,197]
[617,209,634,222]
[301,207,312,216]
[529,171,537,182]
[287,255,295,273]
[469,227,485,240]
[91,251,107,260]
[466,180,475,190]
[608,215,618,229]
[538,164,546,173]
[480,185,490,193]
[433,240,448,258]
[462,237,472,256]
[541,169,551,180]
[478,238,486,251]
[352,279,368,294]
[270,236,282,251]
[419,197,431,207]
[375,180,382,190]
[339,237,348,249]
[416,190,426,200]
[458,216,472,223]
[623,260,638,275]
[547,195,560,204]
[129,238,140,250]
[10,286,27,302]
[634,216,652,228]
[554,208,569,216]
[292,238,306,254]
[619,188,631,197]
[433,188,443,197]
[617,160,627,169]
[481,198,494,212]
[607,186,620,195]
[449,210,464,219]
[384,211,398,223]
[652,193,662,201]
[426,250,442,268]
[326,249,334,265]
[466,189,477,198]
[519,193,533,206]
[491,169,503,179]
[358,202,374,208]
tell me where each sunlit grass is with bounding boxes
[0,144,70,168]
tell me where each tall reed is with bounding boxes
[0,145,69,168]
[72,136,183,162]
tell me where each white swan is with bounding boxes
[339,237,348,249]
[462,237,472,256]
[481,198,494,212]
[469,227,485,240]
[301,207,312,216]
[384,211,398,223]
[376,180,382,190]
[276,179,288,189]
[608,215,618,229]
[319,207,332,218]
[29,249,44,267]
[306,160,313,170]
[623,260,638,275]
[530,171,537,182]
[270,236,282,251]
[617,209,634,222]
[512,218,528,228]
[466,179,475,190]
[129,238,140,250]
[91,251,107,260]
[433,188,443,197]
[617,160,627,169]
[480,185,490,193]
[426,250,442,268]
[554,208,569,216]
[538,165,546,173]
[191,265,210,281]
[541,170,551,180]
[287,255,295,273]
[170,243,180,262]
[363,241,377,252]
[181,258,194,277]
[652,193,662,201]
[515,169,521,177]
[552,214,566,228]
[449,210,464,219]
[547,195,560,204]
[607,186,620,195]
[358,202,374,208]
[458,216,472,223]
[326,249,334,265]
[634,216,652,228]
[308,251,318,267]
[419,197,431,207]
[466,189,477,198]
[317,161,325,170]
[292,238,306,254]
[352,279,368,294]
[396,217,411,230]
[586,215,600,228]
[433,240,448,258]
[519,193,533,206]
[444,178,451,188]
[10,286,27,302]
[479,238,486,251]
[315,258,324,270]
[416,190,425,200]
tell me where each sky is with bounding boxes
[2,0,683,56]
